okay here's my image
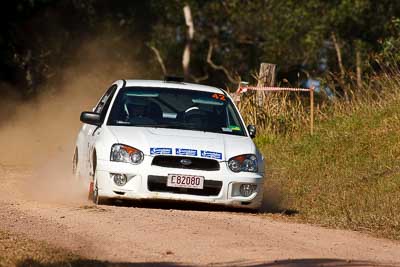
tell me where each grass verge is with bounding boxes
[0,230,181,267]
[0,230,79,267]
[257,97,400,240]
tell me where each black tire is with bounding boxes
[92,180,110,205]
[91,151,112,205]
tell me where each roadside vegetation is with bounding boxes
[0,231,78,267]
[0,230,144,267]
[249,68,400,240]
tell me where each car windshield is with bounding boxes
[107,87,246,136]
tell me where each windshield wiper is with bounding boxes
[134,124,179,128]
[130,124,230,134]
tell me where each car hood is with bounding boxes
[107,126,257,161]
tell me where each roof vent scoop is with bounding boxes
[164,76,184,83]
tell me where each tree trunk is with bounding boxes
[256,63,276,107]
[356,47,362,88]
[331,32,345,81]
[182,5,194,81]
[331,32,348,100]
[148,45,167,76]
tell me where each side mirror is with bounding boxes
[80,112,102,126]
[247,125,256,138]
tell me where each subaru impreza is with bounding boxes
[73,79,265,210]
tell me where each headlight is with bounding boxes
[110,144,144,164]
[228,154,258,173]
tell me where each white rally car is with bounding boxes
[74,79,265,210]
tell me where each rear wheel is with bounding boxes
[72,148,79,177]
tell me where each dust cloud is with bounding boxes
[0,37,147,204]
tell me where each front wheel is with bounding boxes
[92,179,110,205]
[88,180,94,201]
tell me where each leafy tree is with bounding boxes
[0,0,399,95]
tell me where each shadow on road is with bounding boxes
[17,258,395,267]
[111,198,252,213]
[104,198,298,216]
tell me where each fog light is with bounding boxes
[239,184,257,197]
[112,173,128,186]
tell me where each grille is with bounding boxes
[152,156,220,171]
[147,175,222,196]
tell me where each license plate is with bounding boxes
[167,174,204,189]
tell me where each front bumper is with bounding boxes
[95,157,265,209]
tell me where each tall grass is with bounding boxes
[239,68,400,240]
[238,67,400,136]
[237,91,309,134]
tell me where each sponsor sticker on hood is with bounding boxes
[176,148,197,156]
[150,147,173,155]
[201,150,222,160]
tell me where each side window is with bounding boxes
[94,85,117,114]
[227,104,244,131]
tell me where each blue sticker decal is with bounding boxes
[150,147,172,155]
[176,148,197,156]
[200,150,222,160]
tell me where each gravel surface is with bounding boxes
[0,165,399,267]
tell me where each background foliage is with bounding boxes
[0,0,399,96]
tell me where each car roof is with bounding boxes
[122,80,224,94]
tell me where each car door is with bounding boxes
[78,84,117,176]
[86,84,118,175]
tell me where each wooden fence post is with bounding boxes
[254,63,276,125]
[256,63,276,107]
[310,87,314,135]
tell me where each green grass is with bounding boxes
[257,97,400,240]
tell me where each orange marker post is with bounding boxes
[310,87,314,135]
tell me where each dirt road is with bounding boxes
[0,165,399,267]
